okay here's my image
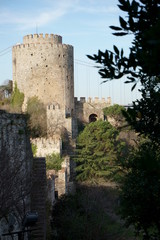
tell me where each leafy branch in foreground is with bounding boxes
[87,0,160,89]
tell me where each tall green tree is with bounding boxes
[74,120,126,181]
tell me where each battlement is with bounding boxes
[13,41,73,51]
[23,33,62,44]
[74,97,111,105]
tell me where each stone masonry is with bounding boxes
[0,111,47,240]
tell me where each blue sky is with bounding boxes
[0,0,141,105]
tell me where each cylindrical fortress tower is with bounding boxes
[12,33,74,115]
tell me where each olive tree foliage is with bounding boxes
[88,0,160,84]
[87,0,160,142]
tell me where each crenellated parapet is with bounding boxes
[12,34,72,52]
[74,96,111,105]
[23,33,62,44]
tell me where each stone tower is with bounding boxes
[12,33,74,116]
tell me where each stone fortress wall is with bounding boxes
[31,137,62,157]
[75,96,111,123]
[0,110,32,176]
[0,110,40,238]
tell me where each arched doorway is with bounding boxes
[89,114,98,123]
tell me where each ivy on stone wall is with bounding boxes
[31,143,37,157]
[11,82,24,111]
[27,96,47,138]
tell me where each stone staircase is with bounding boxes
[31,157,46,240]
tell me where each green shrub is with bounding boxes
[104,104,125,117]
[27,96,47,137]
[46,153,63,171]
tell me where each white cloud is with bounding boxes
[0,0,119,31]
[0,0,76,30]
[73,5,118,14]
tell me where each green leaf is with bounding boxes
[87,54,97,60]
[118,0,125,5]
[119,16,127,29]
[118,4,129,12]
[110,26,122,31]
[99,71,107,78]
[131,72,139,77]
[121,48,124,57]
[124,80,132,83]
[113,45,119,56]
[105,50,109,61]
[131,83,137,91]
[132,0,139,12]
[127,77,136,82]
[112,32,128,36]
